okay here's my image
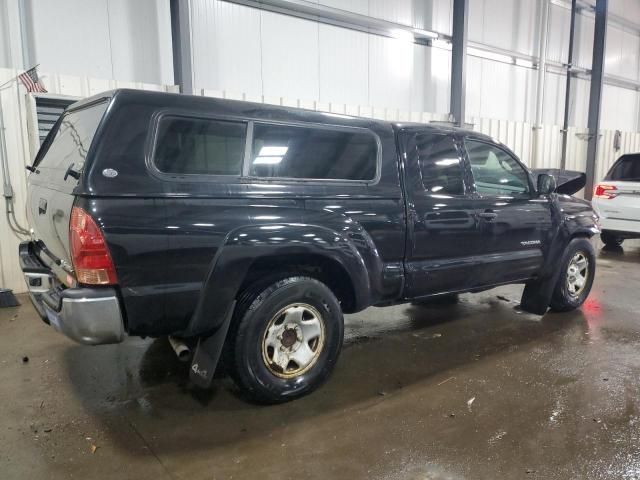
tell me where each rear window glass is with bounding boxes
[35,101,108,171]
[249,123,377,181]
[154,116,246,175]
[606,155,640,181]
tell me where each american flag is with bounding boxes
[18,66,47,93]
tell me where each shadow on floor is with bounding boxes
[61,293,588,456]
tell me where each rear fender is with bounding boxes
[183,221,380,337]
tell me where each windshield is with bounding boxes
[605,154,640,181]
[34,100,108,170]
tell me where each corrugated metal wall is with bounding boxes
[0,67,177,294]
[189,0,640,131]
[190,0,454,116]
[0,0,174,85]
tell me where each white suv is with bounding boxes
[592,154,640,246]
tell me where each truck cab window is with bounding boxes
[466,140,530,197]
[415,133,464,195]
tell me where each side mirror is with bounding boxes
[537,173,557,196]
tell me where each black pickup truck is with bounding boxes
[20,89,599,403]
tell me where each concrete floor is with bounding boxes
[1,240,640,480]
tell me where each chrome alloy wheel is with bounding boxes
[566,251,589,297]
[262,303,325,378]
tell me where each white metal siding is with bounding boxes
[2,0,173,84]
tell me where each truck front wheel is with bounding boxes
[227,276,344,404]
[549,238,596,312]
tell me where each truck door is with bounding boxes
[400,130,481,297]
[462,138,552,287]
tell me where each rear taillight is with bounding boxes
[69,206,117,285]
[594,184,617,199]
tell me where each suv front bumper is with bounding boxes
[19,242,125,345]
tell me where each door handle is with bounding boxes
[478,211,497,221]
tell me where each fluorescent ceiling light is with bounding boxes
[467,47,512,64]
[259,145,288,156]
[253,156,283,165]
[389,28,414,42]
[515,58,535,68]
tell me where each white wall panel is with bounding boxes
[319,0,369,16]
[609,0,640,25]
[106,0,173,85]
[25,0,173,84]
[604,24,640,81]
[369,0,413,26]
[424,46,451,114]
[0,0,14,68]
[260,11,319,101]
[430,0,453,35]
[318,24,369,105]
[29,0,113,78]
[574,11,594,70]
[465,56,536,123]
[369,35,414,110]
[547,3,570,64]
[601,84,639,131]
[319,0,452,33]
[191,0,263,97]
[469,0,539,56]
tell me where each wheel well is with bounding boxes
[571,231,594,240]
[239,254,358,313]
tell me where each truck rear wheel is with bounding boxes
[227,276,344,404]
[549,238,596,312]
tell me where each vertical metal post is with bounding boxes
[585,0,608,200]
[560,0,577,170]
[450,0,468,127]
[170,0,194,95]
[532,0,550,169]
[17,0,35,70]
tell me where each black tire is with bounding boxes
[601,231,624,247]
[550,237,596,312]
[227,276,344,404]
[411,293,459,306]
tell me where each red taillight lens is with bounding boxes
[594,184,617,199]
[69,206,117,285]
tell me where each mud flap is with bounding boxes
[520,272,560,315]
[189,301,236,389]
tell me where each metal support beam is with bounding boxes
[223,0,444,45]
[450,0,468,127]
[585,0,607,200]
[532,0,550,169]
[560,0,577,169]
[170,0,194,95]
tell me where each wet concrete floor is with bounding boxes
[1,239,640,479]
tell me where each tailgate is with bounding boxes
[27,100,108,284]
[598,181,640,222]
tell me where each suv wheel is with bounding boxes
[550,238,596,312]
[601,231,624,247]
[227,276,344,404]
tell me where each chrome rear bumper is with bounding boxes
[19,242,126,345]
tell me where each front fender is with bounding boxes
[183,220,380,337]
[540,194,599,279]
